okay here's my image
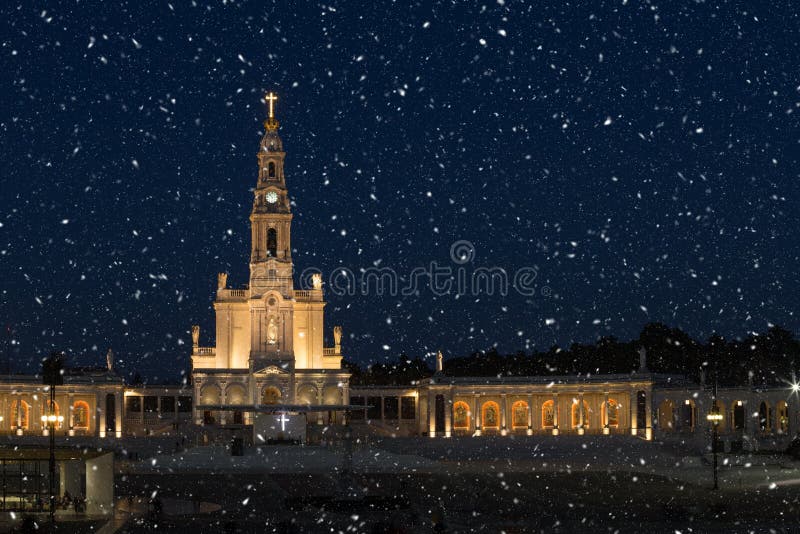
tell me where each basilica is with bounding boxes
[0,95,797,454]
[188,93,350,430]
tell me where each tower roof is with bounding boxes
[260,91,283,153]
[260,126,283,153]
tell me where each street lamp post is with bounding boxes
[42,352,64,529]
[706,373,723,491]
[706,405,723,490]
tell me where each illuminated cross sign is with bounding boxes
[265,92,278,118]
[276,413,290,431]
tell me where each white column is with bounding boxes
[644,389,653,440]
[68,392,75,436]
[578,392,585,435]
[474,394,482,436]
[603,391,610,435]
[98,393,107,438]
[15,395,23,435]
[630,389,638,437]
[115,391,123,438]
[500,394,508,436]
[527,394,533,435]
[445,392,452,438]
[415,392,421,434]
[427,393,435,437]
[552,392,559,436]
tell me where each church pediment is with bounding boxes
[254,365,289,376]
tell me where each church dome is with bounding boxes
[260,127,283,153]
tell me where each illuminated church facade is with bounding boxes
[189,94,350,427]
[0,95,797,453]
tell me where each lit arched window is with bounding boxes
[10,400,30,430]
[604,399,619,428]
[481,401,500,429]
[541,400,555,428]
[453,401,470,430]
[511,401,528,429]
[267,228,277,257]
[73,401,90,430]
[571,400,589,429]
[268,161,276,178]
[777,401,789,433]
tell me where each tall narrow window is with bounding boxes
[267,228,277,257]
[73,401,90,430]
[453,401,470,430]
[268,161,276,178]
[541,400,555,428]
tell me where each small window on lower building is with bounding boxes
[401,396,416,420]
[383,397,399,420]
[178,396,193,413]
[125,396,142,414]
[349,396,365,421]
[366,397,382,420]
[160,396,175,414]
[144,396,159,413]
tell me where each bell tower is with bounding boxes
[248,92,295,365]
[250,92,293,295]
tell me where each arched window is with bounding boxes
[571,400,589,429]
[604,399,619,428]
[511,401,528,430]
[10,400,30,430]
[759,401,770,433]
[658,399,675,431]
[776,401,789,433]
[268,161,276,178]
[262,387,281,405]
[481,401,500,429]
[267,228,277,257]
[73,401,90,430]
[541,400,555,428]
[453,401,470,430]
[680,400,696,431]
[200,385,221,426]
[733,401,745,430]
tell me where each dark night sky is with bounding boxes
[1,1,798,381]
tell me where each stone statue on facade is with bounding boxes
[267,316,278,345]
[311,273,322,290]
[333,325,342,349]
[638,346,648,372]
[106,348,114,371]
[217,272,228,290]
[191,325,200,347]
[436,350,443,373]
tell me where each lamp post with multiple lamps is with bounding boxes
[706,375,723,491]
[42,352,64,528]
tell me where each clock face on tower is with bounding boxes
[266,191,278,204]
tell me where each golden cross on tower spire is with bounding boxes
[265,91,278,118]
